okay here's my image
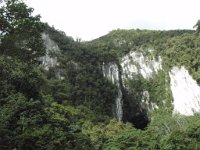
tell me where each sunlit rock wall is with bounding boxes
[120,51,161,112]
[169,66,200,116]
[121,51,162,80]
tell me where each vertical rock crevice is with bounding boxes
[102,62,123,121]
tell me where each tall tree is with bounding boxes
[0,0,45,63]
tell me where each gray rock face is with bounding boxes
[102,63,123,121]
[103,50,162,121]
[39,33,59,70]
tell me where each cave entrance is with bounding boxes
[128,113,150,129]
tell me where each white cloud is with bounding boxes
[26,0,200,41]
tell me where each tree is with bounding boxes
[0,0,45,63]
[0,1,49,148]
[194,20,200,33]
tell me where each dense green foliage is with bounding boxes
[103,112,200,150]
[44,25,118,115]
[1,0,200,149]
[0,1,93,149]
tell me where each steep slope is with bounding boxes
[42,27,200,128]
[89,29,200,127]
[43,26,118,116]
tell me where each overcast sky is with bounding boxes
[25,0,200,41]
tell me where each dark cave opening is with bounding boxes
[122,100,150,129]
[123,111,150,130]
[129,114,150,129]
[121,85,151,130]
